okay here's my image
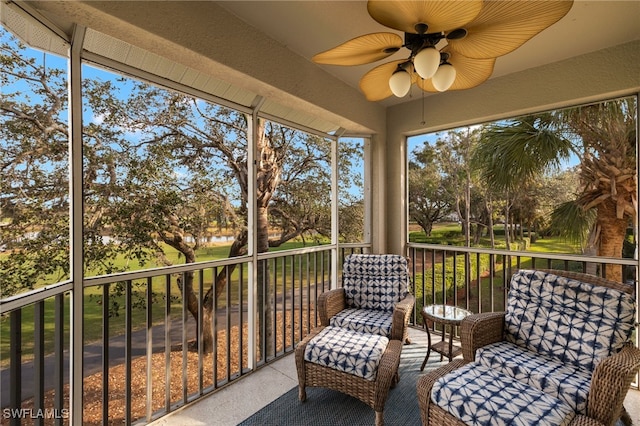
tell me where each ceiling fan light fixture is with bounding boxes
[413,47,440,79]
[432,63,456,92]
[389,69,411,97]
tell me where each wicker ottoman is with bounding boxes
[295,326,402,426]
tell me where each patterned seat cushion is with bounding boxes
[476,341,592,414]
[342,254,410,313]
[329,308,393,337]
[431,363,576,426]
[505,269,636,372]
[303,326,389,381]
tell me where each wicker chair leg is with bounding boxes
[391,371,399,388]
[298,386,306,402]
[620,406,632,426]
[375,411,384,426]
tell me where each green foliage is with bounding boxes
[549,201,596,246]
[475,116,575,192]
[0,28,364,304]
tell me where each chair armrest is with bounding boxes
[460,312,505,362]
[569,415,606,426]
[587,343,640,426]
[417,359,466,425]
[390,293,415,342]
[317,288,346,326]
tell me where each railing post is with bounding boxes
[68,24,86,426]
[9,310,21,426]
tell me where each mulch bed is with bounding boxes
[3,311,313,425]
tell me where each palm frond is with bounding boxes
[474,118,574,192]
[549,200,596,246]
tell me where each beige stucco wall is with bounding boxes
[384,40,640,255]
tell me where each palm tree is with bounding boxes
[474,98,637,282]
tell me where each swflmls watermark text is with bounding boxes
[2,408,70,419]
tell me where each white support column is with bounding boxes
[331,131,343,289]
[364,137,372,246]
[68,24,85,426]
[247,96,263,369]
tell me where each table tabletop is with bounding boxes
[422,304,472,325]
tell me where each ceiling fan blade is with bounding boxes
[359,60,415,101]
[417,51,495,92]
[312,33,403,66]
[367,0,483,34]
[447,1,574,59]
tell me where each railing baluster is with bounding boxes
[503,259,509,311]
[239,263,244,374]
[464,252,470,311]
[34,300,45,426]
[301,254,307,339]
[181,273,188,403]
[313,252,318,327]
[212,266,218,387]
[441,249,446,305]
[146,276,153,421]
[431,249,436,304]
[272,258,278,360]
[225,265,231,382]
[9,309,21,426]
[281,257,286,356]
[489,253,495,313]
[125,280,132,425]
[54,294,65,426]
[421,248,426,310]
[291,255,296,349]
[198,270,204,394]
[453,251,458,308]
[102,283,110,424]
[164,274,171,413]
[476,252,481,313]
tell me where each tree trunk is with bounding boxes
[255,119,279,358]
[257,205,275,357]
[487,198,495,249]
[465,167,471,246]
[596,200,628,282]
[504,194,511,250]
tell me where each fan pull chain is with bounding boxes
[420,81,426,125]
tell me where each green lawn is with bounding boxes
[0,239,331,366]
[409,223,583,325]
[0,228,583,366]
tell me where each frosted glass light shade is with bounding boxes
[414,47,440,79]
[389,70,411,97]
[432,63,456,91]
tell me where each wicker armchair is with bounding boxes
[318,254,415,343]
[417,269,640,426]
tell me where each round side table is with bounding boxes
[420,304,472,371]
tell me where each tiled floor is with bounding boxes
[150,328,640,426]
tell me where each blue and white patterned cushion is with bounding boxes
[329,308,393,337]
[303,326,389,381]
[505,269,636,372]
[431,363,576,426]
[342,254,410,312]
[476,341,591,414]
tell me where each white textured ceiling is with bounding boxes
[2,1,639,134]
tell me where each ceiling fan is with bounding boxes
[312,1,574,101]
